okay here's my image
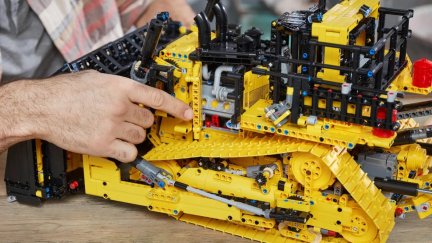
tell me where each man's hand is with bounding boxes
[0,70,193,162]
[136,0,195,28]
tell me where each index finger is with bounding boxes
[128,83,193,121]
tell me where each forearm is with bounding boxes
[0,80,41,152]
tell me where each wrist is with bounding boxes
[0,79,45,141]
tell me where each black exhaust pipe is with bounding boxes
[194,12,211,49]
[204,0,220,21]
[213,2,228,43]
[140,18,163,67]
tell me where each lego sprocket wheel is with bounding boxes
[289,152,336,190]
[340,206,379,243]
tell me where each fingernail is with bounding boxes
[184,109,193,120]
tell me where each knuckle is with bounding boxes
[129,81,141,91]
[150,90,164,108]
[93,138,111,154]
[113,149,129,162]
[108,146,136,162]
[127,127,146,144]
[103,142,117,159]
[123,81,137,95]
[138,109,154,127]
[108,148,120,159]
[104,121,117,136]
[146,113,155,127]
[111,102,128,116]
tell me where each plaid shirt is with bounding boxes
[0,0,153,82]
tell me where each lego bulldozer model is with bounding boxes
[5,0,432,242]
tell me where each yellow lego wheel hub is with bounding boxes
[341,208,378,243]
[290,152,336,190]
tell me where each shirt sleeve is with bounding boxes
[116,0,154,32]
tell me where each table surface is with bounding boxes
[1,152,431,242]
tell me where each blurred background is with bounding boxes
[188,0,432,60]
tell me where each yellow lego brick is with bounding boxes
[158,116,193,143]
[243,70,270,110]
[312,0,380,83]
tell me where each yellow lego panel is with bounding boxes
[313,0,379,83]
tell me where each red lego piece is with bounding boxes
[395,207,404,217]
[372,107,397,138]
[205,120,212,127]
[69,181,79,190]
[211,115,220,127]
[412,58,432,88]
